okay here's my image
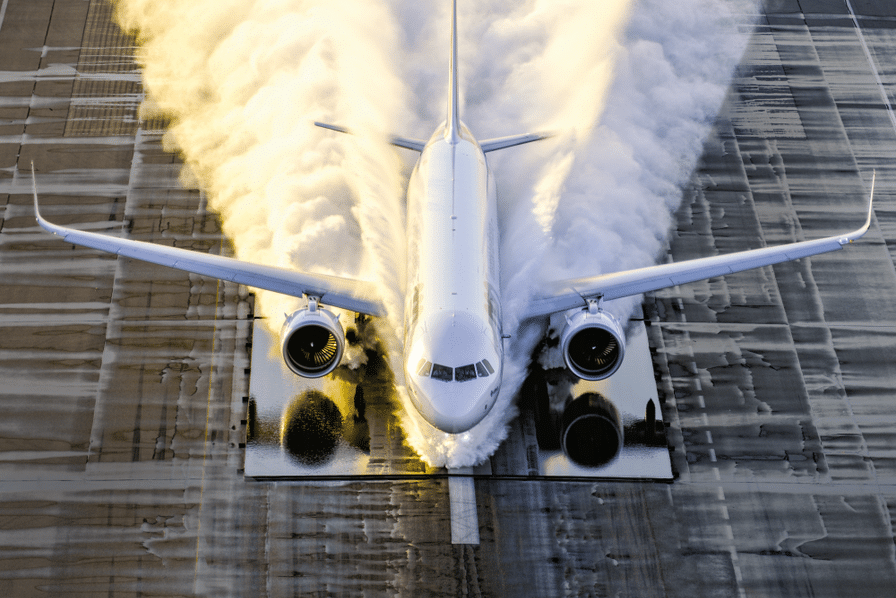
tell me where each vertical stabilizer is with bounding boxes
[446,0,460,143]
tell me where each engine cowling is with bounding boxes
[280,304,345,377]
[560,307,626,380]
[561,392,623,467]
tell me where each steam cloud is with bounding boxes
[113,0,756,467]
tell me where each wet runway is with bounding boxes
[2,0,896,596]
[244,318,672,481]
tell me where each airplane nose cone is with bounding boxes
[427,399,488,434]
[408,379,492,434]
[405,311,500,434]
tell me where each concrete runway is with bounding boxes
[1,0,896,596]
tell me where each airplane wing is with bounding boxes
[32,173,387,317]
[524,181,875,320]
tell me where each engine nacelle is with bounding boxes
[280,303,345,377]
[561,392,623,467]
[560,307,626,380]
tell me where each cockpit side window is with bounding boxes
[431,363,453,382]
[417,358,432,376]
[475,362,488,377]
[481,359,495,374]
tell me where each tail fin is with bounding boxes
[446,0,460,143]
[445,0,551,152]
[318,0,551,154]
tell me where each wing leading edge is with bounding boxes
[31,171,386,317]
[525,178,876,319]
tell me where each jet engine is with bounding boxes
[560,392,623,467]
[280,301,345,377]
[560,306,626,380]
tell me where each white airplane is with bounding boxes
[34,1,873,461]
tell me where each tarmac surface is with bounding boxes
[2,0,896,596]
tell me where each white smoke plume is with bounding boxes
[113,0,755,467]
[113,0,409,330]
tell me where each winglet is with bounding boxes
[31,162,45,229]
[839,170,875,245]
[32,162,61,238]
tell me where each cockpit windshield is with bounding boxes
[431,363,453,382]
[416,358,494,383]
[455,364,476,382]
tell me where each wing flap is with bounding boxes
[33,175,387,317]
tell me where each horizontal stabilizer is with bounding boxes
[480,132,551,153]
[314,121,426,152]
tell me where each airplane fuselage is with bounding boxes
[403,122,503,433]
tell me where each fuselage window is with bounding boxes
[417,359,432,377]
[431,363,453,382]
[481,358,495,374]
[455,364,477,382]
